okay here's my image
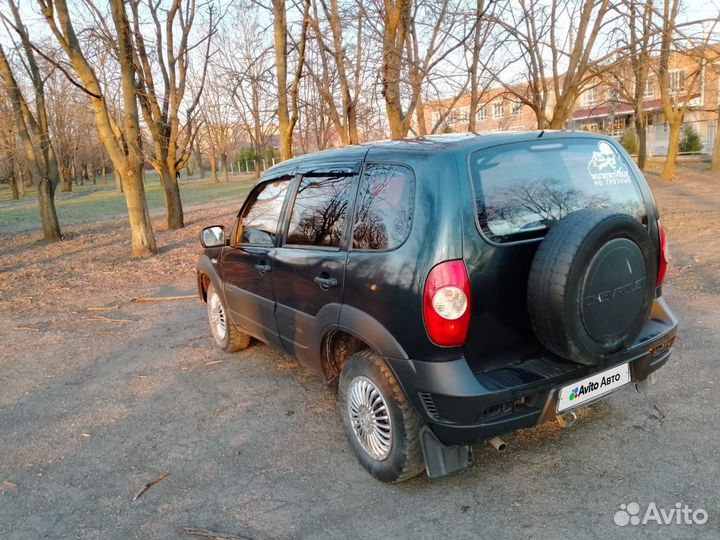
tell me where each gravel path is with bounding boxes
[1,166,718,539]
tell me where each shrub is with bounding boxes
[620,125,638,155]
[680,123,703,153]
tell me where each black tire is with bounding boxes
[206,283,252,353]
[338,350,425,482]
[527,208,657,365]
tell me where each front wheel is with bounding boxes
[338,350,425,482]
[206,283,252,352]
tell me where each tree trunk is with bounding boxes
[712,114,720,173]
[114,167,123,193]
[9,173,19,200]
[59,165,71,192]
[636,117,648,171]
[38,176,61,242]
[210,155,218,182]
[121,165,157,257]
[17,166,25,197]
[159,167,184,229]
[102,165,107,184]
[274,0,292,160]
[223,154,230,183]
[415,95,427,136]
[660,121,682,181]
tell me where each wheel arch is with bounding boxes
[320,305,409,384]
[197,253,224,303]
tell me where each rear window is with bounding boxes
[470,139,647,243]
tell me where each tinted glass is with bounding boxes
[239,179,290,245]
[471,139,646,243]
[285,175,353,248]
[352,164,414,250]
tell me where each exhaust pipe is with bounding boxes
[488,436,507,452]
[557,411,577,428]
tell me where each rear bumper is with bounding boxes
[386,297,678,447]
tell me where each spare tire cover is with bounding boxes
[527,208,657,365]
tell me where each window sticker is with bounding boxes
[587,141,631,186]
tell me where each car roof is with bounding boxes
[261,130,617,180]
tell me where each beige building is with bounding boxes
[571,50,720,156]
[426,49,720,156]
[426,86,540,135]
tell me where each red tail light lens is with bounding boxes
[657,220,668,288]
[423,260,471,347]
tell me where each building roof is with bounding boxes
[572,93,701,120]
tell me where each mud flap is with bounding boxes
[419,425,471,478]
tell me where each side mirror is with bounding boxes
[200,225,227,248]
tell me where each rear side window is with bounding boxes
[239,179,291,245]
[352,164,414,250]
[285,175,354,248]
[470,139,646,243]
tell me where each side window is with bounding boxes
[352,164,414,250]
[285,175,354,248]
[237,179,291,245]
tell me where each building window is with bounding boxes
[431,111,441,126]
[511,102,522,117]
[458,106,469,122]
[477,105,486,121]
[643,77,654,99]
[493,102,504,119]
[582,86,598,106]
[669,69,686,94]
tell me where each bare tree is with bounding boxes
[38,0,157,256]
[713,105,720,173]
[199,79,237,182]
[379,0,412,139]
[222,7,277,176]
[657,0,716,180]
[0,98,20,199]
[306,0,365,145]
[130,0,216,230]
[626,0,655,169]
[467,0,494,132]
[0,0,62,241]
[272,0,311,159]
[486,0,618,130]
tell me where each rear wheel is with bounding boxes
[338,350,425,482]
[206,283,252,352]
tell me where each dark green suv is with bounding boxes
[197,132,677,482]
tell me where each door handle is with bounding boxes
[255,262,272,275]
[313,275,338,290]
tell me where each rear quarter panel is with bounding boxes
[341,148,464,361]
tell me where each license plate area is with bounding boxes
[557,363,630,412]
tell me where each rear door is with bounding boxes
[222,177,293,347]
[462,136,651,369]
[271,171,356,367]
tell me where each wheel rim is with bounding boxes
[208,292,227,341]
[347,376,392,460]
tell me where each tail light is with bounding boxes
[657,220,668,288]
[423,260,471,347]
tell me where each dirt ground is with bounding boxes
[1,165,719,540]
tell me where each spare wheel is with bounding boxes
[527,208,657,365]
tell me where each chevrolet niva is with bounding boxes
[197,132,677,482]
